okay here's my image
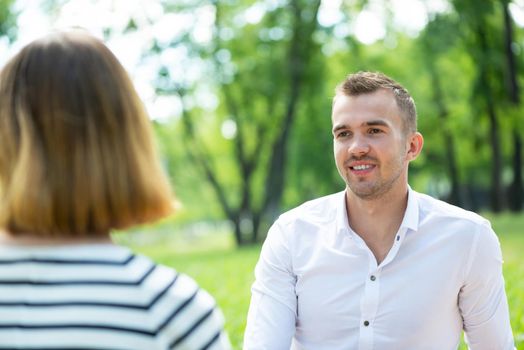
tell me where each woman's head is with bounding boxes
[0,31,173,236]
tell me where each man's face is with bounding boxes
[332,89,413,200]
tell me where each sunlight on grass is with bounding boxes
[113,219,235,255]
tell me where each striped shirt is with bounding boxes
[0,243,231,350]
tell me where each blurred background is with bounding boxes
[1,0,523,348]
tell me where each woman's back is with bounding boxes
[0,243,228,349]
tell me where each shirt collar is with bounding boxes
[335,190,350,235]
[335,187,420,234]
[402,186,419,232]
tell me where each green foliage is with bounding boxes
[153,121,224,222]
[0,0,17,42]
[148,0,330,244]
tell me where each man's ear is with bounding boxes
[406,132,424,161]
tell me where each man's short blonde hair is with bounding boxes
[335,71,417,135]
[0,31,173,236]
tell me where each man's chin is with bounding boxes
[347,183,383,200]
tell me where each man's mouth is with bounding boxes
[351,164,373,171]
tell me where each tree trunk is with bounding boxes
[486,101,504,212]
[429,68,462,206]
[232,216,243,246]
[261,0,321,226]
[509,132,523,210]
[477,24,504,212]
[502,0,523,211]
[443,133,461,206]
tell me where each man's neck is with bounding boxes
[345,185,409,264]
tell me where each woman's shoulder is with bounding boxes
[131,253,231,349]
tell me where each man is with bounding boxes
[244,72,514,349]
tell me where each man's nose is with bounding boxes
[348,136,370,157]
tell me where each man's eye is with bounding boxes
[369,128,382,134]
[337,131,350,138]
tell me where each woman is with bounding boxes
[0,31,230,350]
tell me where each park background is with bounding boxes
[1,0,524,348]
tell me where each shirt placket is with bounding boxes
[357,227,408,350]
[357,248,379,350]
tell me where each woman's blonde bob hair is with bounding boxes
[0,31,174,236]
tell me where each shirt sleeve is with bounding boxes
[459,221,515,350]
[243,220,297,350]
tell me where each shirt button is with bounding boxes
[370,275,376,281]
[396,235,400,241]
[363,320,370,327]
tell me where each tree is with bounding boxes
[452,0,506,212]
[418,13,463,206]
[155,0,323,245]
[501,0,523,211]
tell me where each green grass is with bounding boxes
[489,213,524,349]
[115,213,524,350]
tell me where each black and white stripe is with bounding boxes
[0,244,230,349]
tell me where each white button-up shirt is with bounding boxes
[244,189,514,350]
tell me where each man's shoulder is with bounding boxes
[414,191,489,227]
[276,191,343,226]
